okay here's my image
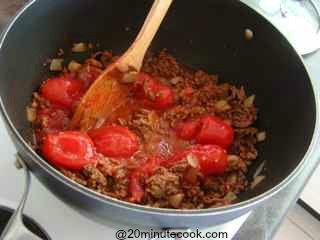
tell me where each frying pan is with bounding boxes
[0,0,318,229]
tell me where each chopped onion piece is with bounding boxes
[187,154,199,168]
[224,192,237,201]
[49,58,64,71]
[117,118,127,126]
[26,106,36,122]
[244,95,255,107]
[227,155,240,167]
[215,100,231,112]
[68,60,82,72]
[257,131,266,142]
[168,193,184,208]
[253,161,266,179]
[170,76,183,85]
[94,118,106,129]
[250,175,265,189]
[121,71,138,83]
[57,48,64,56]
[72,42,88,53]
[227,173,237,184]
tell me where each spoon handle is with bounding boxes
[117,0,173,71]
[69,0,173,130]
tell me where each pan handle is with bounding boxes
[0,154,43,240]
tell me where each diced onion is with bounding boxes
[215,100,231,112]
[227,173,237,184]
[49,58,64,71]
[244,95,255,107]
[57,48,64,56]
[224,192,237,201]
[170,76,183,85]
[250,175,265,189]
[26,106,36,122]
[257,131,266,142]
[94,118,106,129]
[187,154,199,168]
[253,161,266,179]
[68,60,82,72]
[227,155,240,167]
[168,193,184,208]
[121,71,138,83]
[72,42,88,53]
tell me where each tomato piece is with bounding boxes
[134,72,174,110]
[77,65,102,89]
[175,119,201,140]
[128,170,145,203]
[196,116,234,149]
[42,131,97,170]
[164,145,228,175]
[37,107,70,133]
[191,145,228,175]
[40,76,84,109]
[183,167,199,184]
[140,156,160,175]
[175,116,234,147]
[129,157,160,202]
[89,125,139,158]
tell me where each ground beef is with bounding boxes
[142,51,259,208]
[143,50,183,79]
[230,128,259,162]
[83,164,107,191]
[30,49,264,209]
[60,168,87,186]
[95,158,129,199]
[146,167,181,199]
[153,63,257,131]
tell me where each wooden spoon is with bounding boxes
[69,0,173,131]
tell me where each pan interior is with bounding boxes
[0,0,316,203]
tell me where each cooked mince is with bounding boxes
[28,49,265,209]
